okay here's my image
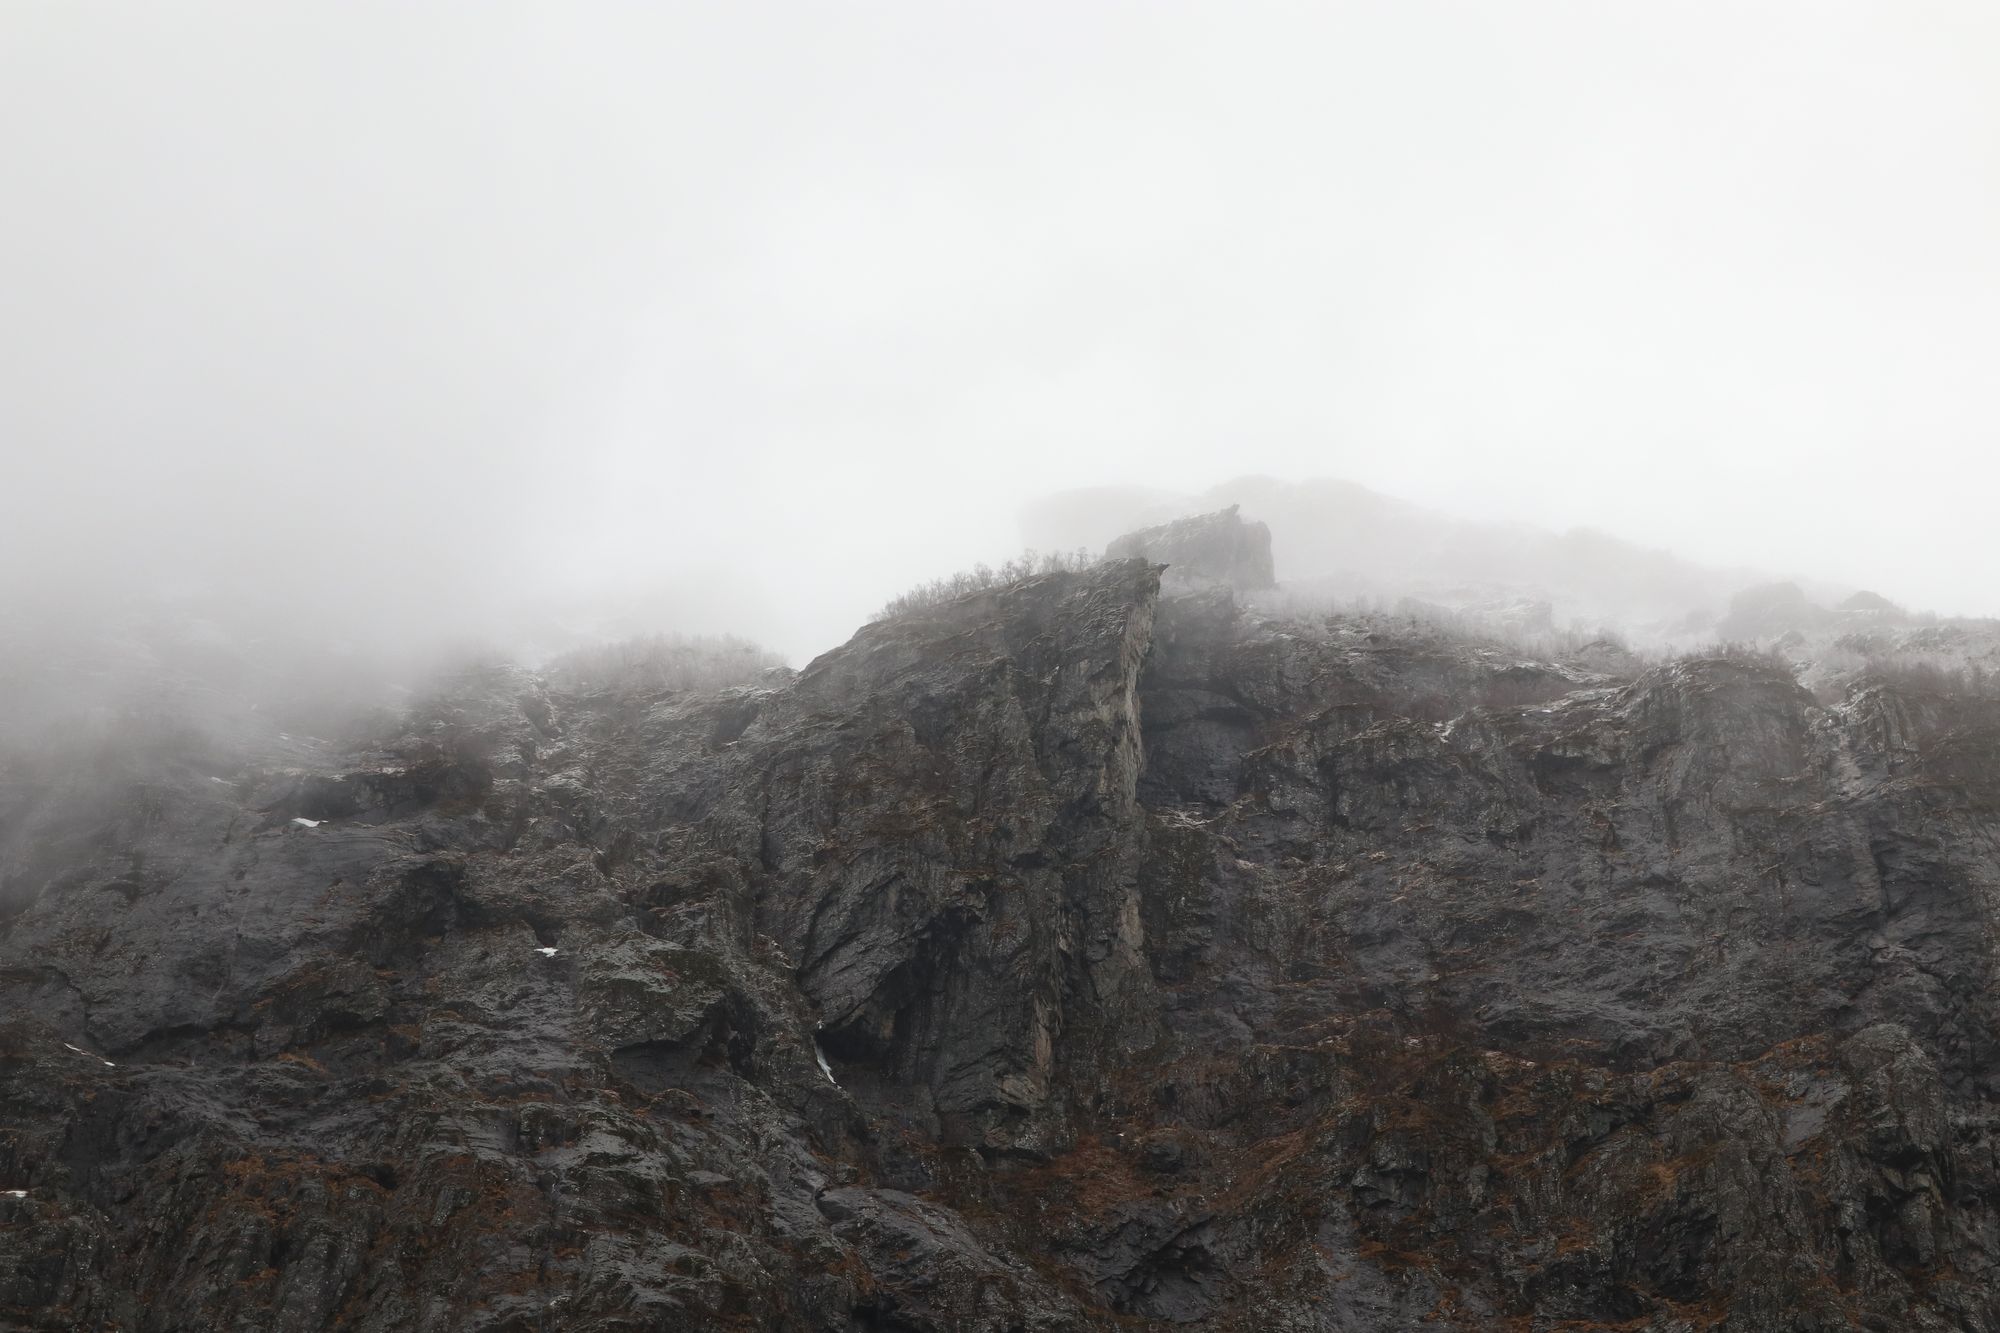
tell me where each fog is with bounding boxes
[5,3,1998,698]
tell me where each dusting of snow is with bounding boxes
[290,817,322,829]
[813,1029,839,1087]
[208,776,234,786]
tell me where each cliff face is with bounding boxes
[4,559,1999,1331]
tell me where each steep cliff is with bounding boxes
[3,557,1998,1331]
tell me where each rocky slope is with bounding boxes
[4,551,2000,1331]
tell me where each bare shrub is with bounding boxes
[1806,646,2000,706]
[543,634,785,696]
[872,548,1098,622]
[1249,586,1650,667]
[1857,657,1998,700]
[1702,641,1793,667]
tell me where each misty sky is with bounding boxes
[4,3,1996,663]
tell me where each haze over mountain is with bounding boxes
[6,3,2000,689]
[7,7,2000,1327]
[3,462,1976,766]
[1025,476,1787,644]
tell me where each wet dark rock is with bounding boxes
[5,557,2000,1330]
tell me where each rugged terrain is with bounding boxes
[4,520,2000,1331]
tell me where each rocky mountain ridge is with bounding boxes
[3,534,1999,1330]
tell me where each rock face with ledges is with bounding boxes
[3,554,2000,1331]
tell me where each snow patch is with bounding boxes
[62,1043,115,1068]
[534,947,559,958]
[1,1190,25,1199]
[290,817,322,829]
[813,1029,839,1087]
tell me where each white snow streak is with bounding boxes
[814,1034,839,1087]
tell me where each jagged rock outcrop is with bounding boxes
[4,556,2000,1331]
[1104,506,1275,592]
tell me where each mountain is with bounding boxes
[1024,476,1782,645]
[4,520,1999,1330]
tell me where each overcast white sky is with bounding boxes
[3,2,1996,662]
